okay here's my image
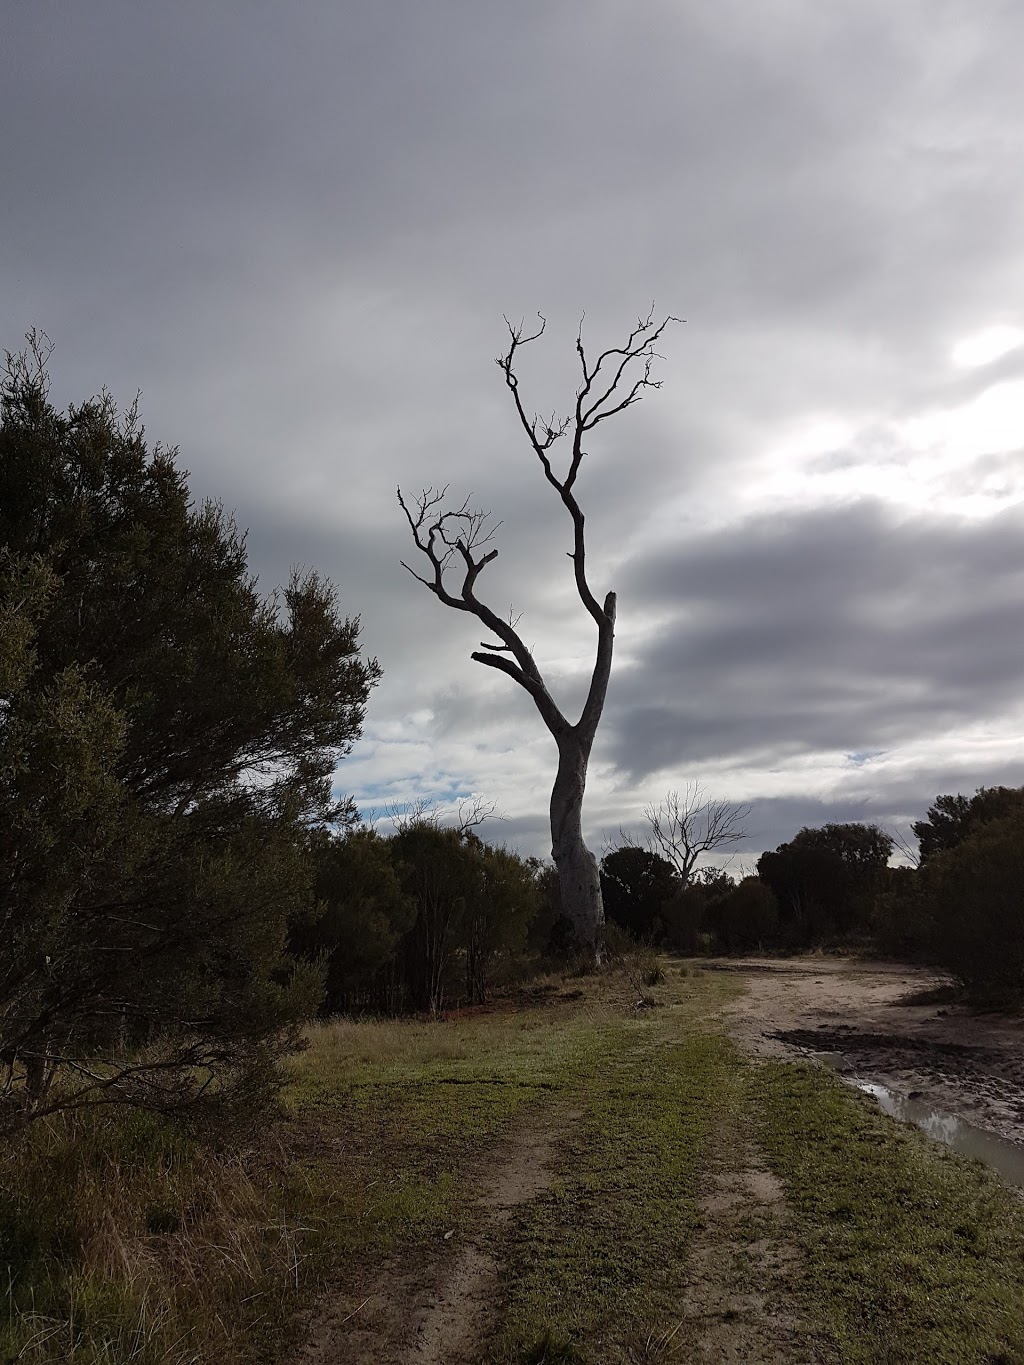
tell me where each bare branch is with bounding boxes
[382,794,503,837]
[886,824,921,868]
[632,784,750,886]
[399,308,677,951]
[455,795,504,833]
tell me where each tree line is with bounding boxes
[600,786,1024,1006]
[4,329,1023,1137]
[0,338,556,1133]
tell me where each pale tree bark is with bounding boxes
[399,310,677,955]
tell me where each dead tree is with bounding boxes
[622,784,751,886]
[399,310,677,955]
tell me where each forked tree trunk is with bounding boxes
[550,733,604,952]
[399,312,676,966]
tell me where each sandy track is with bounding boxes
[680,1127,833,1365]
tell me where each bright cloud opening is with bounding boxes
[951,325,1024,369]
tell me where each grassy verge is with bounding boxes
[486,1024,741,1362]
[277,965,742,1359]
[9,964,1024,1364]
[754,1062,1024,1364]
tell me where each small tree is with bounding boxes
[399,310,676,955]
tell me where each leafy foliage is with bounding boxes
[600,847,678,941]
[757,823,893,948]
[292,822,543,1014]
[707,875,779,952]
[294,828,415,1014]
[913,786,1024,864]
[924,811,1024,1004]
[0,336,379,1129]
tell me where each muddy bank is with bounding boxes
[717,958,1024,1147]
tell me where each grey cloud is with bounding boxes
[5,1,1024,864]
[608,500,1024,776]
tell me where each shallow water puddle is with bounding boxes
[851,1079,1024,1189]
[803,1049,1024,1188]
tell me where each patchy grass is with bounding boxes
[9,964,1024,1364]
[485,1025,741,1362]
[754,1062,1024,1364]
[279,970,740,1296]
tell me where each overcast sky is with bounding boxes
[4,1,1024,865]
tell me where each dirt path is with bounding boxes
[679,1133,830,1363]
[716,957,1024,1145]
[293,1111,567,1365]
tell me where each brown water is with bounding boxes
[806,1048,1024,1188]
[851,1079,1024,1189]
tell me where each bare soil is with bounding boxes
[716,957,1024,1145]
[292,1110,568,1365]
[679,1123,834,1365]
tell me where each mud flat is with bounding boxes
[717,957,1024,1149]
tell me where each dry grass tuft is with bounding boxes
[0,1108,304,1363]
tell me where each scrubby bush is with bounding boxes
[871,865,932,960]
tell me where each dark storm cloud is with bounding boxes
[608,499,1024,777]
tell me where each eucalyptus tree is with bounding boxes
[399,310,676,955]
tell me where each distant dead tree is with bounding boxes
[622,784,750,887]
[399,309,677,956]
[383,794,501,836]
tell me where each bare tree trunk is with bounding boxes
[398,310,677,962]
[550,734,604,950]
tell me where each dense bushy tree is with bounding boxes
[0,337,380,1129]
[293,829,414,1014]
[391,822,482,1013]
[463,841,541,1003]
[871,865,932,960]
[707,876,778,952]
[757,823,893,948]
[913,787,1024,863]
[600,847,679,941]
[290,820,543,1013]
[925,810,1024,1004]
[656,869,734,953]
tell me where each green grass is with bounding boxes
[8,965,1024,1363]
[486,1026,741,1361]
[274,966,742,1361]
[754,1062,1024,1364]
